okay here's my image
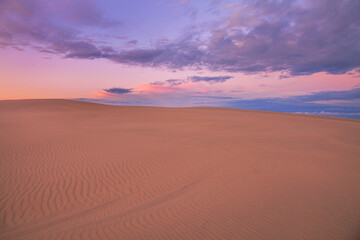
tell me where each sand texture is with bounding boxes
[0,99,360,240]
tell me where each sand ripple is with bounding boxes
[1,99,360,239]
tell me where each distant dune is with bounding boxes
[1,99,360,240]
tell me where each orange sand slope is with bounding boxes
[1,99,360,240]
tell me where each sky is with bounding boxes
[0,0,360,118]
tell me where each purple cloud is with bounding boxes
[126,40,138,46]
[165,79,185,86]
[149,79,185,86]
[188,76,233,83]
[0,0,116,58]
[103,0,360,75]
[1,0,359,76]
[149,76,232,86]
[110,0,360,75]
[104,88,132,94]
[291,87,360,102]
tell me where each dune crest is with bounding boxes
[1,99,360,240]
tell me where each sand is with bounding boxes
[0,99,360,240]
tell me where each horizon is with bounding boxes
[1,0,360,119]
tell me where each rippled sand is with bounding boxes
[1,99,360,240]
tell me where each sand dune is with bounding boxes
[0,99,360,240]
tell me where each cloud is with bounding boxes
[149,79,185,86]
[293,87,360,102]
[188,75,233,83]
[87,87,360,119]
[1,0,359,76]
[108,39,204,69]
[105,0,360,75]
[225,87,360,119]
[114,35,128,40]
[103,88,133,94]
[0,0,116,58]
[310,100,360,107]
[165,79,186,86]
[126,40,138,46]
[149,76,232,87]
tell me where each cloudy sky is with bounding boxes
[1,0,359,118]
